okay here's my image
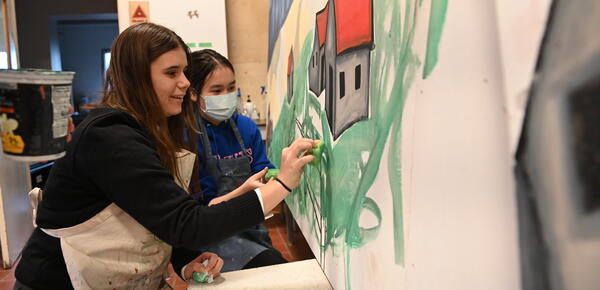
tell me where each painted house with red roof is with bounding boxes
[309,3,329,95]
[309,0,373,139]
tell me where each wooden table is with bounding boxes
[188,259,332,290]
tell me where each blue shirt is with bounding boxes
[197,113,274,204]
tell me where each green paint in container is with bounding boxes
[192,259,214,283]
[192,271,212,283]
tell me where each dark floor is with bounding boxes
[0,203,314,290]
[264,203,315,262]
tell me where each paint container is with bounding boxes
[0,69,75,162]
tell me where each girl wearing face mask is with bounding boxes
[188,49,285,272]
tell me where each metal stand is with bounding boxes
[0,154,33,268]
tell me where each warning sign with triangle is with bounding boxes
[129,2,149,24]
[133,6,146,18]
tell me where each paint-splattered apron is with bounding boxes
[197,117,272,272]
[32,150,196,290]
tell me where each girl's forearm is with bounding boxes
[257,180,289,215]
[218,185,247,202]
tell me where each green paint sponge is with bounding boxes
[265,169,280,180]
[192,271,213,283]
[265,141,323,181]
[192,259,214,283]
[309,140,324,165]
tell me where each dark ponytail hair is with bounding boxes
[189,49,235,95]
[187,49,234,200]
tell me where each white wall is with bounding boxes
[117,0,228,57]
[401,1,519,288]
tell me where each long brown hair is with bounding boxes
[102,22,198,189]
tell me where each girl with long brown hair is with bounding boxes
[14,22,316,290]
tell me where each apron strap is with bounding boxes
[41,203,123,238]
[197,114,249,159]
[29,188,123,238]
[229,117,249,158]
[196,114,214,157]
[28,187,43,227]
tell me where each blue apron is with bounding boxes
[197,117,273,272]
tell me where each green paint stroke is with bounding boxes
[269,34,326,244]
[423,0,448,79]
[267,0,448,288]
[358,197,382,244]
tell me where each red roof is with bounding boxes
[334,0,372,55]
[287,49,293,76]
[316,3,329,48]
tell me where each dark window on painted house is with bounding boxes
[321,55,325,86]
[569,76,600,214]
[339,71,345,98]
[355,64,361,90]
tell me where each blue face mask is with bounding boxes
[201,92,238,121]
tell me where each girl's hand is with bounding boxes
[208,168,267,206]
[208,196,225,206]
[183,252,223,281]
[239,167,268,193]
[277,138,317,189]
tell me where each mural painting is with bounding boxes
[267,0,447,288]
[266,0,600,290]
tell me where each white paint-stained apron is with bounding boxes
[33,150,196,290]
